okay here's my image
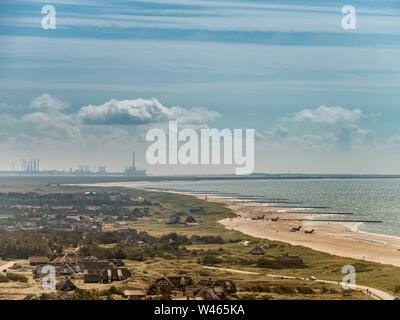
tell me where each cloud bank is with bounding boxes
[78,98,220,125]
[292,105,363,124]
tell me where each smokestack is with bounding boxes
[132,151,135,169]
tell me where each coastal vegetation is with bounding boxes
[0,177,399,299]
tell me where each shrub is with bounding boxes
[200,254,222,266]
[297,286,315,294]
[353,263,373,273]
[256,257,305,269]
[0,274,9,283]
[240,283,272,293]
[273,285,296,294]
[6,273,28,283]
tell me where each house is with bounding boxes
[109,259,125,267]
[52,254,84,265]
[29,256,49,266]
[123,288,146,299]
[83,267,131,284]
[99,267,131,283]
[185,215,197,223]
[56,278,77,291]
[197,279,237,294]
[80,260,115,272]
[185,285,227,300]
[33,265,73,279]
[83,273,101,283]
[166,215,181,225]
[249,246,265,255]
[58,264,77,277]
[48,251,59,261]
[154,275,193,292]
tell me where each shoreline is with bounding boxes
[210,196,400,267]
[79,181,400,267]
[144,189,400,267]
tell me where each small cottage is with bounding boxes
[154,275,193,292]
[249,246,265,255]
[123,288,146,299]
[29,256,49,266]
[56,278,77,292]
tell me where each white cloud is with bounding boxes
[78,97,220,125]
[292,105,363,124]
[29,93,70,111]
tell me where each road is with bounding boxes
[0,261,16,272]
[203,266,394,300]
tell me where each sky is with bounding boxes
[0,0,400,175]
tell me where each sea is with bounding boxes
[123,178,400,238]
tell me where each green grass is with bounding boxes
[0,177,399,298]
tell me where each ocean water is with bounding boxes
[132,178,400,238]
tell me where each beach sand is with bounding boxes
[82,182,400,268]
[208,196,400,267]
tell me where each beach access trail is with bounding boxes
[202,266,394,300]
[0,261,16,272]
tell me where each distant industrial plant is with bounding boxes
[2,151,146,176]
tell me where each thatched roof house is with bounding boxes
[123,288,146,298]
[29,256,49,266]
[52,254,85,265]
[154,275,193,292]
[249,246,265,255]
[197,279,237,294]
[185,215,197,223]
[56,278,77,292]
[109,259,125,267]
[83,267,131,284]
[185,285,227,300]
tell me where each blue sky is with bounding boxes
[0,0,400,174]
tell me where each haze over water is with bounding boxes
[133,178,400,238]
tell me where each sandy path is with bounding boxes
[0,261,15,272]
[202,266,393,300]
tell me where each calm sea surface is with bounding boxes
[127,178,400,237]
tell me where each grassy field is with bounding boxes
[0,177,399,299]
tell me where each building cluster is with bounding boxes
[30,252,131,284]
[151,275,237,300]
[5,151,146,176]
[0,191,151,233]
[26,249,237,300]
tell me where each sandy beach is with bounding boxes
[207,196,400,267]
[83,181,400,267]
